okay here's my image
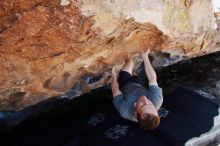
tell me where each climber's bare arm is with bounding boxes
[142,49,158,86]
[111,66,122,97]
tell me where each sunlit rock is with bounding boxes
[0,0,219,111]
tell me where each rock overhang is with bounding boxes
[0,0,219,111]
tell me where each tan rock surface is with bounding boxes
[0,0,219,111]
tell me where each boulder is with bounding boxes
[0,0,219,111]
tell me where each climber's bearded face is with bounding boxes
[134,95,158,119]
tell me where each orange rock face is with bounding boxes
[0,0,168,111]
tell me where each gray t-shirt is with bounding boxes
[112,83,163,122]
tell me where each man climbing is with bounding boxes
[111,49,163,130]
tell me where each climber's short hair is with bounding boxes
[137,112,160,130]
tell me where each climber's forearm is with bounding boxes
[143,56,158,86]
[111,75,121,97]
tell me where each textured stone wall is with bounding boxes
[0,0,219,111]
